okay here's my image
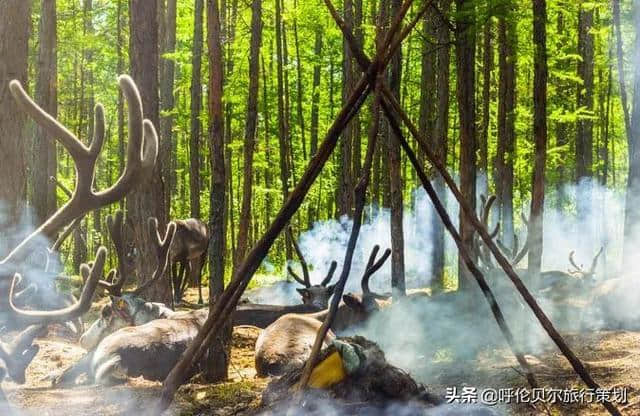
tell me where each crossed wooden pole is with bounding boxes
[155,1,621,415]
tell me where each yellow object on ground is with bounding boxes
[307,351,346,389]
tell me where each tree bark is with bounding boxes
[236,0,262,270]
[309,27,323,159]
[161,0,177,215]
[479,19,492,197]
[127,0,168,302]
[190,0,204,220]
[431,0,451,290]
[389,0,405,296]
[496,14,516,249]
[418,8,437,288]
[455,0,477,291]
[0,0,30,248]
[576,0,594,219]
[339,0,355,217]
[32,0,58,227]
[529,0,548,277]
[206,0,230,382]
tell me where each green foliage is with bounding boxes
[29,0,635,282]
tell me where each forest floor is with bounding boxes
[2,288,639,416]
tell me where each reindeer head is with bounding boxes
[568,247,604,284]
[336,245,391,330]
[79,295,138,350]
[81,219,176,350]
[287,227,338,309]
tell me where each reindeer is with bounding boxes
[0,74,158,403]
[286,227,338,309]
[79,216,176,350]
[168,218,209,306]
[254,246,390,377]
[54,307,210,386]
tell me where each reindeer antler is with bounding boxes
[9,247,106,325]
[98,211,128,296]
[286,227,311,287]
[568,250,582,273]
[131,218,177,295]
[361,245,391,296]
[320,261,338,287]
[589,247,604,274]
[1,75,158,269]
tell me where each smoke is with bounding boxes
[0,202,72,322]
[250,178,640,408]
[259,393,500,415]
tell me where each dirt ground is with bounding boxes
[2,290,639,415]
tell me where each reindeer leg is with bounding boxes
[179,262,192,304]
[176,261,187,305]
[196,256,205,305]
[53,351,93,387]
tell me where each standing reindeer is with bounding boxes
[0,74,158,404]
[169,218,209,306]
[254,245,390,376]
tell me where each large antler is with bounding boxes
[131,218,177,295]
[320,261,338,287]
[286,227,311,287]
[98,211,128,296]
[1,75,158,270]
[568,247,604,276]
[8,247,106,325]
[361,245,391,297]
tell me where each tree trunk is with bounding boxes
[496,14,516,249]
[116,0,125,198]
[32,0,58,227]
[388,0,406,296]
[161,0,177,215]
[431,0,451,290]
[206,0,230,382]
[309,27,323,159]
[0,2,29,244]
[190,0,204,221]
[418,8,438,288]
[127,0,168,302]
[624,0,640,267]
[529,0,548,277]
[236,0,262,270]
[479,19,492,197]
[339,0,355,217]
[274,0,292,260]
[455,0,477,291]
[292,0,306,161]
[576,0,594,220]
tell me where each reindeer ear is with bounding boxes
[296,288,309,298]
[342,293,363,310]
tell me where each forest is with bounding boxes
[0,0,640,414]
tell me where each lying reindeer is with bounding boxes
[254,246,390,377]
[55,307,208,386]
[78,214,176,350]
